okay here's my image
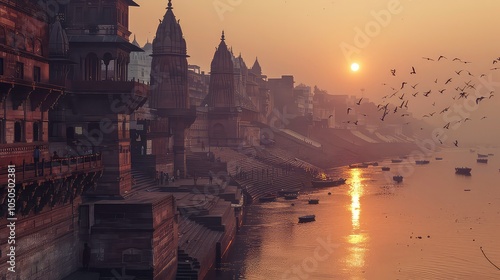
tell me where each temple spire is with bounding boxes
[167,0,172,10]
[221,30,225,41]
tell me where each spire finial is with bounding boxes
[167,0,173,10]
[221,30,225,41]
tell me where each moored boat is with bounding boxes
[311,178,346,188]
[477,158,488,163]
[381,166,391,171]
[349,163,369,168]
[393,175,403,183]
[435,157,443,160]
[259,193,277,202]
[455,167,472,175]
[298,215,316,223]
[415,160,430,165]
[488,153,494,156]
[284,192,299,200]
[391,159,403,163]
[477,153,488,158]
[308,199,319,204]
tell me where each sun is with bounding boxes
[351,63,360,72]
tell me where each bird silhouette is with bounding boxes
[423,90,431,97]
[410,67,416,74]
[328,115,333,118]
[443,122,450,129]
[439,89,446,94]
[445,78,453,84]
[481,116,487,120]
[455,70,463,75]
[453,140,458,147]
[391,69,396,76]
[476,96,485,104]
[401,82,407,89]
[438,55,447,61]
[347,108,352,114]
[412,92,419,97]
[356,98,363,105]
[411,83,419,89]
[422,57,434,61]
[399,93,405,100]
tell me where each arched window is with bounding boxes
[84,53,99,81]
[14,121,23,142]
[33,121,41,141]
[25,37,34,53]
[15,33,25,50]
[101,52,114,80]
[34,39,43,55]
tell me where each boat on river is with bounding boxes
[455,167,472,175]
[311,178,346,188]
[298,215,316,223]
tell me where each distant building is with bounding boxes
[129,35,152,84]
[268,75,295,118]
[188,64,210,106]
[294,83,314,117]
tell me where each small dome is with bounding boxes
[210,31,233,75]
[48,19,69,57]
[152,0,187,56]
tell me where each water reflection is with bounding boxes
[346,169,367,270]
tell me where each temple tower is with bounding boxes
[150,0,196,178]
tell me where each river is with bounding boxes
[214,148,500,279]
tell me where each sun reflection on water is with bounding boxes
[346,169,367,269]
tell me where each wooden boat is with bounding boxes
[477,158,488,163]
[381,166,390,171]
[435,157,443,160]
[488,153,494,156]
[277,189,300,197]
[393,175,403,183]
[477,153,488,158]
[311,178,346,188]
[259,193,277,202]
[298,215,316,223]
[349,163,369,168]
[391,159,403,163]
[455,167,472,175]
[415,160,430,165]
[284,192,299,200]
[308,199,319,204]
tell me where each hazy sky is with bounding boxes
[130,0,500,144]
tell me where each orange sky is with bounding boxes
[130,0,500,99]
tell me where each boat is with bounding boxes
[391,159,403,163]
[311,178,346,188]
[308,199,319,204]
[381,166,391,171]
[477,153,488,158]
[364,161,379,166]
[393,175,403,183]
[277,189,300,197]
[435,157,443,160]
[477,158,488,163]
[284,192,299,200]
[415,160,430,165]
[298,215,316,223]
[259,193,277,202]
[488,153,494,156]
[455,167,472,175]
[349,163,369,168]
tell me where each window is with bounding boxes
[33,66,41,82]
[84,53,99,81]
[14,121,24,142]
[25,37,33,53]
[15,33,25,50]
[15,62,24,79]
[33,121,41,142]
[0,58,3,75]
[34,39,42,56]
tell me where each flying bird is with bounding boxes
[347,108,352,114]
[328,115,333,118]
[390,69,396,76]
[423,90,431,97]
[410,67,416,74]
[453,140,458,147]
[476,96,485,104]
[411,83,419,89]
[443,122,450,129]
[422,57,434,61]
[356,98,363,105]
[438,55,447,61]
[445,78,453,84]
[401,82,407,89]
[439,89,446,94]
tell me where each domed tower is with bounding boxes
[150,0,189,109]
[48,18,70,86]
[206,31,235,108]
[149,0,196,178]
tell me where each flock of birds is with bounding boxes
[338,55,500,147]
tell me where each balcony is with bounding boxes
[0,153,103,184]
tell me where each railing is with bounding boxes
[0,153,103,184]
